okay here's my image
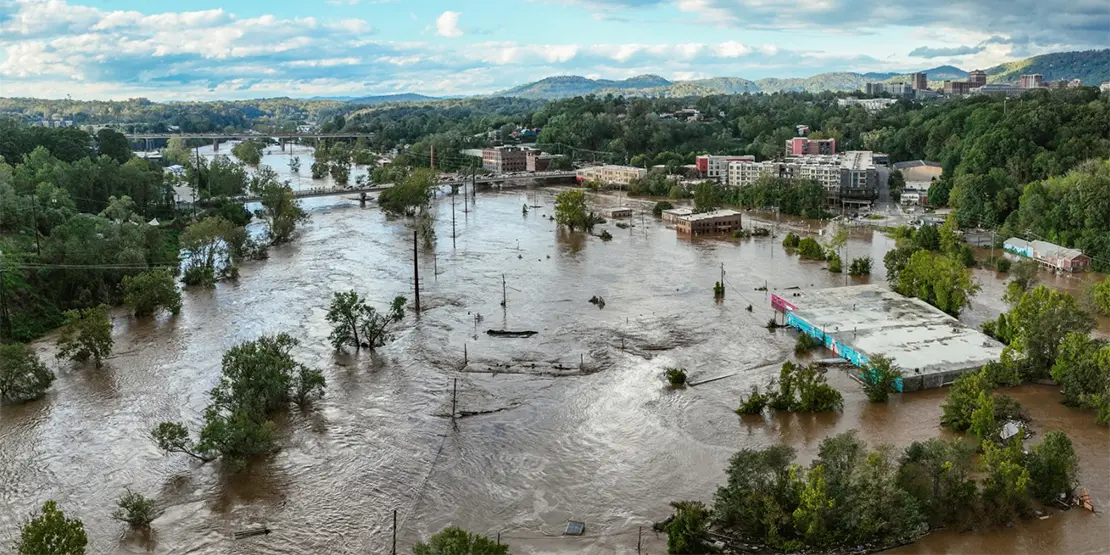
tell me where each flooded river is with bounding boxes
[1,146,1107,554]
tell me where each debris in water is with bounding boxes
[234,527,272,540]
[486,330,538,338]
[565,521,585,536]
[588,295,606,308]
[746,304,753,312]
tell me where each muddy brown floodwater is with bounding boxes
[1,149,1107,554]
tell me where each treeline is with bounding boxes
[663,428,1079,553]
[0,97,345,134]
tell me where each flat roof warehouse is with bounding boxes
[774,284,1004,391]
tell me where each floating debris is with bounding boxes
[486,329,538,338]
[233,527,272,540]
[565,521,585,536]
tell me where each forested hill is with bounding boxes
[986,49,1110,85]
[496,50,1106,99]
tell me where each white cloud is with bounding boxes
[435,10,463,38]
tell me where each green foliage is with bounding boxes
[231,141,264,166]
[792,363,844,412]
[969,391,997,443]
[250,166,308,245]
[782,232,800,249]
[994,257,1012,273]
[913,225,941,251]
[826,253,842,273]
[1004,260,1039,303]
[0,343,55,403]
[17,501,87,555]
[95,128,132,165]
[1002,285,1095,378]
[848,256,872,276]
[736,386,768,415]
[325,291,407,352]
[861,354,902,402]
[893,250,980,316]
[979,434,1031,524]
[665,367,687,387]
[652,200,674,216]
[209,197,253,227]
[796,237,824,260]
[888,170,905,202]
[665,501,718,554]
[113,488,157,528]
[693,181,723,213]
[412,526,509,555]
[1050,332,1110,424]
[190,155,250,198]
[730,176,826,219]
[792,464,835,546]
[152,334,325,468]
[794,333,820,354]
[554,189,595,232]
[379,168,434,217]
[122,268,181,317]
[1027,431,1079,504]
[897,438,978,528]
[1091,278,1110,315]
[941,371,990,431]
[55,305,113,368]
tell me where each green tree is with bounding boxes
[653,200,674,216]
[782,232,800,249]
[1003,285,1095,378]
[1090,278,1110,315]
[250,167,307,245]
[122,268,182,317]
[0,343,55,403]
[55,305,113,368]
[894,250,979,316]
[940,371,990,431]
[554,189,592,232]
[112,488,157,528]
[379,169,435,217]
[231,141,263,166]
[797,237,824,260]
[17,501,88,555]
[325,291,406,352]
[736,385,768,415]
[897,438,977,528]
[712,445,799,546]
[1004,260,1039,302]
[180,216,240,286]
[938,213,962,255]
[861,354,902,402]
[1026,431,1079,503]
[887,170,905,202]
[150,422,215,462]
[792,465,834,547]
[412,526,508,555]
[979,433,1031,524]
[693,181,722,213]
[96,128,132,164]
[664,501,717,554]
[163,137,190,165]
[969,391,997,442]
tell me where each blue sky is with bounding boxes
[0,0,1106,100]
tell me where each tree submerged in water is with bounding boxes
[326,291,407,352]
[413,526,508,555]
[713,281,725,299]
[0,344,55,403]
[17,501,88,555]
[665,367,688,387]
[55,305,113,369]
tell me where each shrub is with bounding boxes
[666,367,688,387]
[995,258,1012,273]
[827,254,842,273]
[18,501,88,555]
[0,344,55,403]
[664,501,718,554]
[794,333,821,354]
[1027,431,1079,504]
[797,237,824,259]
[653,201,674,216]
[782,232,800,249]
[113,488,157,527]
[849,256,873,276]
[861,354,902,403]
[123,268,182,317]
[736,386,768,415]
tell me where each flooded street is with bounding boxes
[1,147,1107,554]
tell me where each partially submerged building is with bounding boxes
[1003,238,1091,272]
[772,285,1004,391]
[674,209,742,235]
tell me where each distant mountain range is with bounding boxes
[311,93,441,104]
[492,50,1108,99]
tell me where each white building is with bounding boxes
[575,165,646,186]
[697,154,755,181]
[837,97,898,112]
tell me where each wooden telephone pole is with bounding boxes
[413,230,421,313]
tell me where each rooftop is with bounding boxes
[681,209,742,221]
[785,284,1003,389]
[893,160,942,169]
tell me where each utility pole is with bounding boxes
[452,185,457,249]
[451,378,457,418]
[720,263,725,287]
[28,195,41,255]
[391,510,397,555]
[413,230,421,313]
[500,274,507,307]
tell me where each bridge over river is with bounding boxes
[236,171,578,203]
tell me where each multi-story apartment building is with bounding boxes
[968,69,987,88]
[727,152,876,206]
[943,80,972,95]
[695,154,755,181]
[785,137,836,157]
[1019,74,1044,89]
[865,82,913,97]
[910,72,928,90]
[482,146,527,173]
[575,165,647,186]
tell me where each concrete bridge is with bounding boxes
[238,171,578,203]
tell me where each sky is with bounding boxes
[0,0,1107,101]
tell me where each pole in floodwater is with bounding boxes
[451,378,457,419]
[452,185,457,249]
[637,526,642,554]
[464,343,468,365]
[392,509,397,555]
[413,230,421,313]
[500,274,506,307]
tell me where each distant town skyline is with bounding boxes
[0,0,1107,100]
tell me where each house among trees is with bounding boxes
[1003,238,1091,272]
